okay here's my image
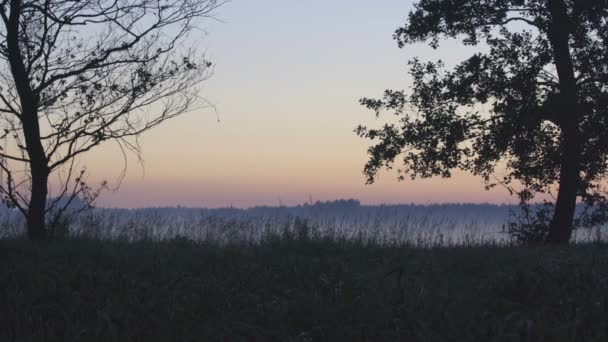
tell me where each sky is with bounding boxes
[83,0,516,208]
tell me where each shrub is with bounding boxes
[508,203,553,246]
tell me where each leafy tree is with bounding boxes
[0,0,222,240]
[357,0,608,243]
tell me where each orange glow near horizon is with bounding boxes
[73,0,520,208]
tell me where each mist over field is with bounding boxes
[1,200,606,245]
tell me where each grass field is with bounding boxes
[2,233,608,341]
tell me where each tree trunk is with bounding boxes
[546,0,580,244]
[27,166,49,240]
[5,0,50,241]
[547,128,579,243]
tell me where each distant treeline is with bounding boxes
[0,199,600,230]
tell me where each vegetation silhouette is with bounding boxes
[3,236,608,340]
[357,0,608,243]
[0,0,222,241]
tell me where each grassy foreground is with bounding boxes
[1,236,608,342]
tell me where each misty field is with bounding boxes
[1,203,608,341]
[0,202,606,245]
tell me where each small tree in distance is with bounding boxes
[0,0,223,240]
[357,0,608,243]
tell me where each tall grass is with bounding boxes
[2,235,608,341]
[2,204,608,341]
[1,204,606,245]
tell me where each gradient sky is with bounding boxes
[82,0,515,208]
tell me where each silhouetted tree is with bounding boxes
[357,0,608,243]
[0,0,222,240]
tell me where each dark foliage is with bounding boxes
[357,0,608,242]
[508,202,553,246]
[2,237,608,341]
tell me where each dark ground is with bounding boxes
[1,235,608,341]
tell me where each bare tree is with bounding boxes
[0,0,222,240]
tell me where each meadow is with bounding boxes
[2,202,608,341]
[0,201,605,245]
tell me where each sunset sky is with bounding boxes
[83,0,515,208]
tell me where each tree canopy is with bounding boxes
[357,0,608,243]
